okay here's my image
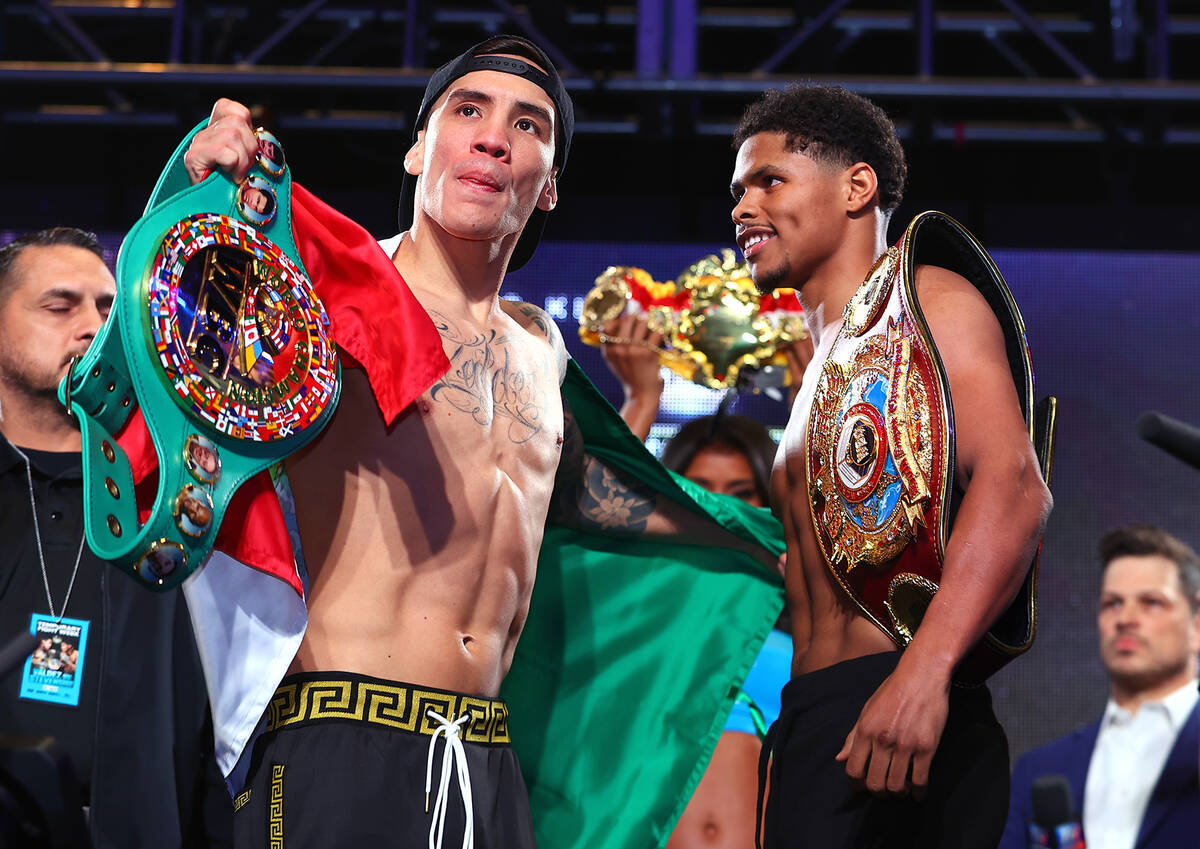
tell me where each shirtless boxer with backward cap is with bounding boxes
[185,35,767,849]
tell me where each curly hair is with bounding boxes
[733,85,907,212]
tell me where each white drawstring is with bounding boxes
[425,709,475,849]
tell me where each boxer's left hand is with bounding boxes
[183,98,260,186]
[834,653,950,798]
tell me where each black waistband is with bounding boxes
[779,650,993,714]
[780,651,901,712]
[266,671,510,744]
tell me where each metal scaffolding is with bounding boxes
[2,0,1198,144]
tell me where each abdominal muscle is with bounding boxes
[283,368,559,697]
[786,530,896,678]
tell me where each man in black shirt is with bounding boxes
[0,228,230,847]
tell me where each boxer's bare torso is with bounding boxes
[286,293,566,697]
[188,76,766,706]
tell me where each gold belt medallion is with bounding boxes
[808,315,935,575]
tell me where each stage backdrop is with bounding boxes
[5,228,1198,761]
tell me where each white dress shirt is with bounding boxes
[1082,679,1199,849]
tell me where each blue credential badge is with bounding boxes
[20,615,90,707]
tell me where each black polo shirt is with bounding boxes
[0,436,103,791]
[0,432,231,847]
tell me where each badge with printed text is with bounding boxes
[20,615,90,707]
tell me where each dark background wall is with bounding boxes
[3,1,1199,251]
[3,122,1198,254]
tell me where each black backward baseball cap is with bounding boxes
[397,35,575,272]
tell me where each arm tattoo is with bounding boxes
[550,401,657,533]
[577,463,657,533]
[427,308,551,444]
[516,303,554,338]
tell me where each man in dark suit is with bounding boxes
[1001,524,1200,849]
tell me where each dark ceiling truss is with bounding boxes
[3,1,1198,146]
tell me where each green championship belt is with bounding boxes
[59,122,340,590]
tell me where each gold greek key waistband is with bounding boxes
[266,673,510,745]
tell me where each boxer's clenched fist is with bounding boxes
[183,98,259,185]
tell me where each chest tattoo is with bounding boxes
[427,309,552,445]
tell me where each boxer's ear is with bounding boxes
[404,132,426,177]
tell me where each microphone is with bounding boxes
[1137,411,1200,471]
[1029,774,1084,849]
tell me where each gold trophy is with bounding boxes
[580,249,808,391]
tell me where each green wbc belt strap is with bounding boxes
[60,123,340,591]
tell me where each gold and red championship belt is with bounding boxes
[578,249,808,392]
[807,211,1057,684]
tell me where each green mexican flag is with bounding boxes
[504,361,786,849]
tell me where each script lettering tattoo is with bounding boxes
[549,403,656,533]
[427,309,550,444]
